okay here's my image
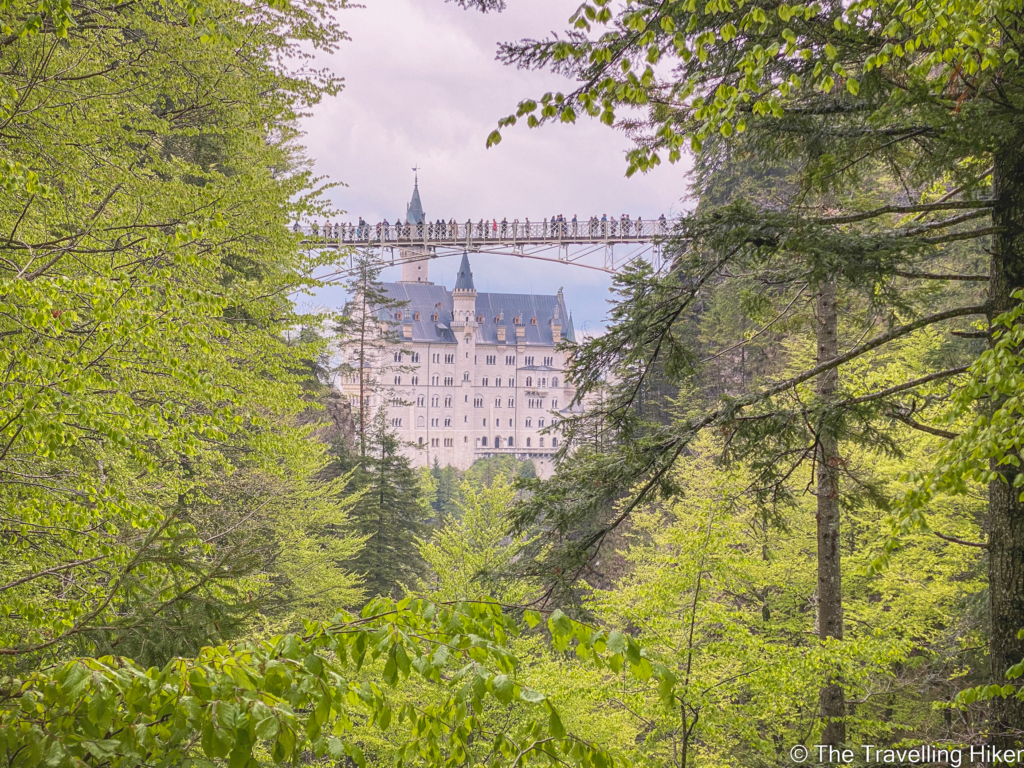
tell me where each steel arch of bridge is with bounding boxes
[300,217,676,282]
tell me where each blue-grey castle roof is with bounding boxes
[406,180,425,225]
[379,280,575,346]
[453,252,475,292]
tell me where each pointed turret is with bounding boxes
[406,177,425,225]
[564,312,576,343]
[453,252,475,292]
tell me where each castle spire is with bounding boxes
[406,171,425,225]
[453,252,475,292]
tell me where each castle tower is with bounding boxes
[400,176,431,284]
[450,252,477,331]
[450,252,478,468]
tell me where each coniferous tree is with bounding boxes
[465,0,1022,743]
[331,407,429,598]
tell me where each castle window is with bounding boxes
[539,419,545,428]
[539,438,545,447]
[509,379,515,388]
[391,418,402,427]
[495,378,502,387]
[431,438,439,447]
[414,312,420,321]
[526,418,532,428]
[481,436,488,447]
[540,378,547,387]
[432,353,440,363]
[525,377,532,387]
[444,396,452,407]
[486,355,496,365]
[525,356,534,366]
[508,398,515,408]
[432,395,439,407]
[552,377,558,387]
[506,355,515,365]
[445,376,454,386]
[526,438,531,447]
[433,313,439,321]
[531,316,537,325]
[393,353,401,362]
[445,354,454,364]
[544,356,553,366]
[396,312,402,321]
[417,396,425,407]
[483,419,487,426]
[508,437,514,447]
[411,376,418,385]
[431,418,439,427]
[494,437,501,448]
[391,398,401,407]
[495,398,502,407]
[477,315,483,323]
[464,436,468,443]
[552,438,558,447]
[419,437,424,445]
[482,378,489,387]
[444,438,454,447]
[394,376,401,385]
[474,397,483,408]
[412,352,420,362]
[444,418,451,427]
[436,302,442,308]
[463,372,470,382]
[552,399,558,409]
[432,375,439,385]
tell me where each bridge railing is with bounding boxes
[296,218,674,245]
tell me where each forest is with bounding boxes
[1,0,1023,765]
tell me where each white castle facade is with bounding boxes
[335,183,578,478]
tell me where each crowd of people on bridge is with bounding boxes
[295,213,670,242]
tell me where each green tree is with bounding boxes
[465,0,1020,741]
[332,408,430,599]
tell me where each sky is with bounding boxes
[300,0,693,332]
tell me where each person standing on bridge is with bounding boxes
[513,218,519,238]
[500,218,507,237]
[572,214,577,237]
[492,219,498,237]
[635,216,641,238]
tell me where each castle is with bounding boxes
[336,181,577,477]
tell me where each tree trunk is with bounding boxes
[816,277,845,746]
[988,131,1024,747]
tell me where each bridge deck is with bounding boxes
[299,218,671,248]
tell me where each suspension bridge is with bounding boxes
[300,216,678,280]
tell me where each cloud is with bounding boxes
[301,0,692,330]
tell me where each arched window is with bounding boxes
[494,437,501,448]
[481,436,488,447]
[431,396,439,407]
[526,438,531,447]
[432,375,439,385]
[508,437,514,447]
[417,416,425,428]
[531,316,537,326]
[526,377,532,387]
[552,399,558,409]
[540,378,547,387]
[433,313,439,321]
[396,311,402,321]
[552,438,558,447]
[414,312,420,321]
[552,377,558,387]
[394,375,401,385]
